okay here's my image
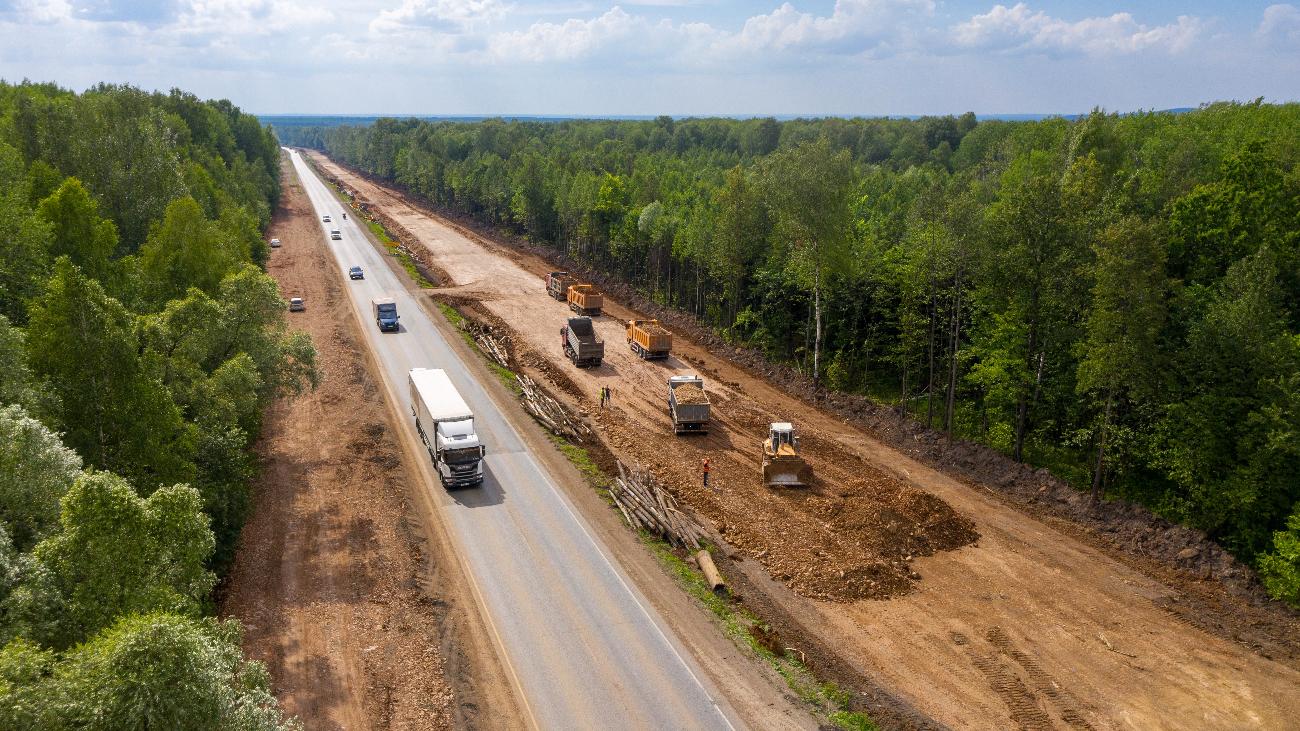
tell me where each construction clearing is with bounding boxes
[306,151,1300,731]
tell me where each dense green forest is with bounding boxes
[0,81,308,727]
[279,105,1300,604]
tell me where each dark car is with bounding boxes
[349,266,364,280]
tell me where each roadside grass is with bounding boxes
[436,302,520,394]
[305,156,434,288]
[547,435,611,492]
[645,539,876,729]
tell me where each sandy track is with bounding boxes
[312,152,1300,731]
[221,156,509,730]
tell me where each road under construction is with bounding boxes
[300,148,1300,731]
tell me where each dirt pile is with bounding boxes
[638,320,670,335]
[673,383,708,405]
[597,397,978,603]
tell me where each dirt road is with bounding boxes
[221,155,518,730]
[311,151,1300,730]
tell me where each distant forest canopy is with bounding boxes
[0,80,306,726]
[259,108,1198,131]
[278,103,1300,603]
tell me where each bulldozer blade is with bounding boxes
[762,464,808,488]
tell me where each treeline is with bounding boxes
[279,104,1300,604]
[0,81,308,727]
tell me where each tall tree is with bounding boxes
[0,405,82,552]
[0,613,299,730]
[0,171,52,323]
[710,166,769,324]
[757,139,854,385]
[139,197,243,306]
[6,472,214,649]
[1159,249,1300,556]
[25,258,193,488]
[1076,216,1166,501]
[972,151,1091,461]
[35,178,119,283]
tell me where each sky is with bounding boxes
[1,1,1298,116]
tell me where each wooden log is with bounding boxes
[696,550,726,595]
[610,493,635,527]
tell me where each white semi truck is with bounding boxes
[409,368,486,489]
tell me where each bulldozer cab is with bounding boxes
[768,422,797,455]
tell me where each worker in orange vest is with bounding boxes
[702,458,710,488]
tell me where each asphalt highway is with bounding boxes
[286,149,739,730]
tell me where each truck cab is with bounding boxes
[409,368,486,489]
[433,419,484,486]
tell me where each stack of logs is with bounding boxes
[516,374,594,443]
[610,462,706,551]
[472,326,512,369]
[469,323,593,443]
[611,463,725,593]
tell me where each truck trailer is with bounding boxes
[567,284,603,316]
[409,368,486,489]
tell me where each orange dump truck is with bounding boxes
[625,319,671,359]
[568,284,603,316]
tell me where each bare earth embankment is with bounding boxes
[311,150,1300,731]
[220,156,515,730]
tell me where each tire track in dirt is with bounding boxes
[985,627,1093,730]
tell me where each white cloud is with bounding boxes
[723,0,933,55]
[486,0,934,64]
[176,0,331,37]
[488,6,639,61]
[371,0,510,33]
[11,0,76,23]
[952,3,1202,56]
[1257,4,1300,47]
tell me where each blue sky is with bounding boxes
[1,1,1297,115]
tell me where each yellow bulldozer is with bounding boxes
[762,422,811,487]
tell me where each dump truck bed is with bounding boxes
[627,319,671,358]
[546,272,575,301]
[568,285,603,315]
[668,375,710,433]
[563,317,604,367]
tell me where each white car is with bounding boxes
[269,238,281,248]
[323,215,332,223]
[288,297,305,312]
